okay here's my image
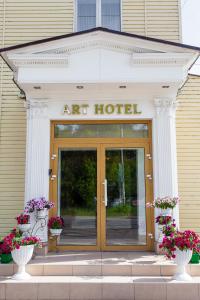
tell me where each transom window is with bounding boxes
[76,0,121,32]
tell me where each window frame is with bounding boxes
[74,0,122,32]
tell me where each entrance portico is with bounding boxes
[1,27,199,250]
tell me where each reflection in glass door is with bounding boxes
[52,142,152,250]
[58,149,97,246]
[104,148,146,246]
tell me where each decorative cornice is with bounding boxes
[34,40,161,56]
[131,53,191,66]
[8,54,69,68]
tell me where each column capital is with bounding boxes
[154,98,178,117]
[24,100,49,119]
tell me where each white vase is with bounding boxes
[50,228,62,236]
[36,209,46,219]
[161,208,172,217]
[173,249,193,281]
[18,223,31,233]
[11,245,34,280]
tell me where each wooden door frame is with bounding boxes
[49,120,154,252]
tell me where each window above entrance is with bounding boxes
[54,123,148,138]
[76,0,121,32]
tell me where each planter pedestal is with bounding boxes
[173,249,193,281]
[11,245,34,280]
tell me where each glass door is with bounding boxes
[50,142,153,251]
[51,144,101,250]
[100,143,152,251]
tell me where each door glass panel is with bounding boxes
[58,149,97,245]
[105,148,146,245]
[55,124,148,138]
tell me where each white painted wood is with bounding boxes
[153,98,179,240]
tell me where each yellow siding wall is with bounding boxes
[122,0,181,42]
[177,75,200,234]
[0,0,73,236]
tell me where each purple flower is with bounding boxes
[25,197,54,213]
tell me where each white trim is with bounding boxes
[97,0,101,27]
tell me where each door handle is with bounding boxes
[102,179,108,207]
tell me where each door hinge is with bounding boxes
[51,154,57,160]
[146,174,152,180]
[50,175,57,181]
[146,154,152,160]
[148,233,154,239]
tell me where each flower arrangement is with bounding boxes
[0,228,41,252]
[25,197,54,213]
[48,216,64,229]
[156,215,172,225]
[147,196,179,209]
[159,230,200,259]
[11,236,41,250]
[16,213,30,225]
[162,223,176,236]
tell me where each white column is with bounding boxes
[153,98,179,241]
[24,100,50,242]
[137,149,146,237]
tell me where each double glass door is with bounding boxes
[51,141,153,251]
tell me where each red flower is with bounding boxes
[16,214,30,225]
[48,216,64,229]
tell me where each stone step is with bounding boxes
[0,262,200,277]
[0,275,200,300]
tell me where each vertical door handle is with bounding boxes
[102,179,108,207]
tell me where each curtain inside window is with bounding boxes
[102,0,121,31]
[77,0,96,31]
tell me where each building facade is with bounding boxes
[0,0,200,251]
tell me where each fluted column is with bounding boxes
[153,98,179,240]
[24,100,50,242]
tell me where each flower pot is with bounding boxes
[18,223,31,233]
[36,209,46,219]
[50,228,63,236]
[161,208,172,217]
[0,253,13,264]
[173,249,193,281]
[190,253,199,264]
[11,245,34,280]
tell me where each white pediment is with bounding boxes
[3,29,198,71]
[1,28,199,100]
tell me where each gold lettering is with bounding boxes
[72,104,80,115]
[63,105,71,115]
[95,104,104,114]
[81,104,89,114]
[133,104,142,114]
[116,104,123,114]
[105,104,115,114]
[124,104,132,114]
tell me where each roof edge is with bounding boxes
[0,27,200,54]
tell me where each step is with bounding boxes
[1,261,200,277]
[0,252,200,277]
[1,275,200,300]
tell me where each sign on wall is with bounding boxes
[63,103,142,115]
